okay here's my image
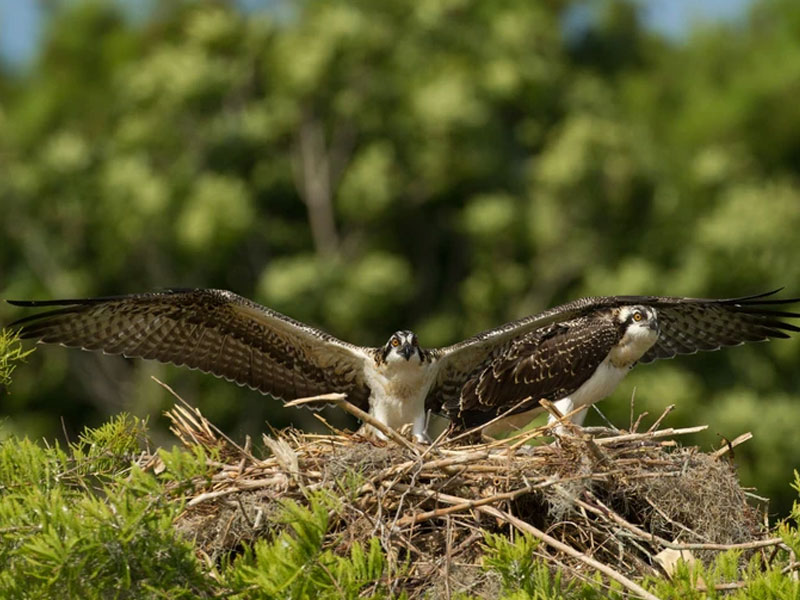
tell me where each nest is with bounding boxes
[148,393,782,599]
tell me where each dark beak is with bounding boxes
[649,320,659,333]
[400,344,413,360]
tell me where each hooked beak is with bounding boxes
[648,320,659,333]
[399,344,414,360]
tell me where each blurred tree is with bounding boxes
[1,0,799,514]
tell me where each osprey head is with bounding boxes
[617,305,659,342]
[606,305,660,367]
[382,330,424,363]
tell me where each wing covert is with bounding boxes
[426,297,609,413]
[436,318,620,427]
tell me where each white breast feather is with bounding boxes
[567,357,630,411]
[363,358,437,441]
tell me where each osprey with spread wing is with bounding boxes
[7,289,800,439]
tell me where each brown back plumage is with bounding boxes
[452,314,622,427]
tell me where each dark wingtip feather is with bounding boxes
[7,306,85,330]
[736,308,800,319]
[771,322,800,333]
[733,291,800,306]
[767,330,791,339]
[5,291,199,332]
[8,298,92,308]
[7,293,165,308]
[736,287,784,300]
[6,289,206,308]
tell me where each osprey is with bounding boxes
[7,289,800,439]
[442,304,660,435]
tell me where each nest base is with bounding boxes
[154,403,776,598]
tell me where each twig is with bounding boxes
[187,488,241,507]
[444,516,453,600]
[781,561,800,575]
[593,425,708,446]
[695,581,746,592]
[631,411,649,434]
[494,424,550,450]
[647,405,675,433]
[507,401,593,450]
[579,490,783,551]
[446,396,537,445]
[285,393,421,454]
[153,376,257,462]
[311,411,348,436]
[711,432,753,458]
[392,484,533,527]
[539,398,579,435]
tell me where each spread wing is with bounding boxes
[7,289,374,409]
[448,318,620,428]
[427,289,800,420]
[636,290,800,362]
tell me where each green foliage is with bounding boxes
[226,493,397,599]
[156,444,215,485]
[0,418,213,599]
[0,411,400,599]
[779,471,800,558]
[645,551,800,600]
[0,329,34,393]
[69,413,148,479]
[483,532,545,595]
[482,532,624,600]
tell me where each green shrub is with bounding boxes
[226,493,397,599]
[0,416,214,599]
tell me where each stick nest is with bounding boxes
[152,403,774,598]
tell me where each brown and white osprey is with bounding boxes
[7,289,799,439]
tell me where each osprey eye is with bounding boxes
[391,338,400,347]
[633,311,643,322]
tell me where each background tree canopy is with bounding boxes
[1,0,799,514]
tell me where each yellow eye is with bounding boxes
[391,338,400,347]
[633,311,643,322]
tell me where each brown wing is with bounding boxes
[425,299,606,415]
[7,289,374,409]
[427,289,800,420]
[443,317,620,428]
